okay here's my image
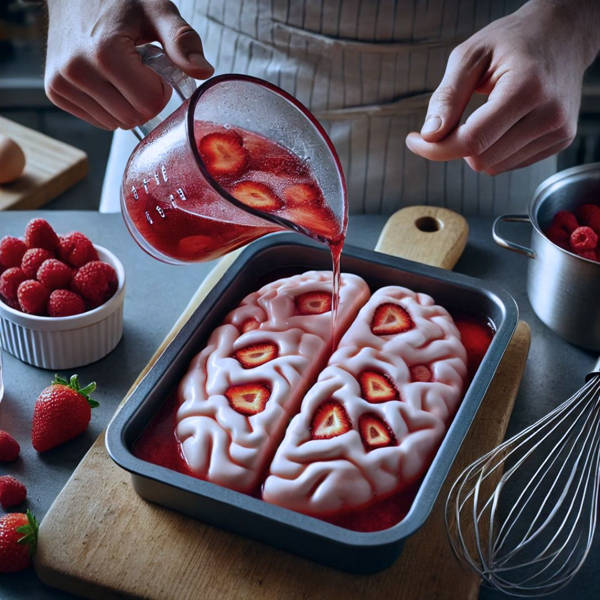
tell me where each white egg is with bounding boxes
[0,134,26,184]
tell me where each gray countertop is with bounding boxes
[0,211,597,599]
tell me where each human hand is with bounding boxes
[44,0,214,130]
[406,0,600,175]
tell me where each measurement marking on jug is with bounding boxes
[145,211,153,225]
[161,164,168,182]
[154,172,160,185]
[176,187,187,201]
[155,205,165,219]
[143,178,149,193]
[131,186,138,200]
[168,193,175,207]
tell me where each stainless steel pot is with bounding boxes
[493,162,600,351]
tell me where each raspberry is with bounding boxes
[0,431,20,462]
[0,267,27,303]
[575,204,600,235]
[17,280,50,315]
[0,236,27,269]
[574,248,599,262]
[24,218,59,251]
[0,476,26,509]
[21,247,54,279]
[36,258,72,290]
[544,224,570,249]
[551,210,578,234]
[47,289,86,317]
[58,232,98,267]
[72,260,118,306]
[570,226,598,251]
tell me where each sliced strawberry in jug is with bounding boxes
[311,401,351,440]
[371,303,413,335]
[233,342,278,368]
[282,183,320,207]
[295,291,331,315]
[358,370,398,403]
[359,414,396,450]
[231,181,282,212]
[198,131,248,177]
[225,382,271,416]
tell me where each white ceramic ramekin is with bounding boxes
[0,245,125,370]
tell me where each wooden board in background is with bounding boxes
[0,115,88,210]
[34,207,530,599]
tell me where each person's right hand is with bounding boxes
[44,0,214,130]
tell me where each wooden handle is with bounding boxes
[375,206,469,270]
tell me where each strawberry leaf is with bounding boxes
[16,510,38,556]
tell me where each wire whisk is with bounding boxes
[445,357,600,597]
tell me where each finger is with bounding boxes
[420,45,490,142]
[479,131,570,174]
[61,66,140,129]
[466,108,557,172]
[48,74,121,129]
[510,140,570,171]
[406,74,538,162]
[149,2,214,79]
[455,72,537,155]
[94,36,173,122]
[46,90,112,130]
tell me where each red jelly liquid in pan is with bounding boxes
[133,313,494,533]
[123,121,343,263]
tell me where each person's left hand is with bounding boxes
[405,0,599,175]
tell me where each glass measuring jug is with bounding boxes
[121,45,347,264]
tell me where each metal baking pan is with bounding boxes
[106,232,518,574]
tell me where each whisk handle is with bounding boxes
[585,356,600,381]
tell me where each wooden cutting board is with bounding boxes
[0,115,88,210]
[35,206,531,600]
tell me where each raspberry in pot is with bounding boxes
[550,210,578,234]
[47,289,86,317]
[21,247,54,279]
[0,267,27,303]
[17,280,50,315]
[24,218,59,251]
[575,204,600,234]
[570,226,598,251]
[0,236,27,269]
[37,258,72,290]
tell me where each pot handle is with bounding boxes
[133,44,199,141]
[492,214,536,259]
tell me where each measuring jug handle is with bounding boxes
[133,44,199,140]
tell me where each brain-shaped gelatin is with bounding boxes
[262,286,468,516]
[176,271,370,494]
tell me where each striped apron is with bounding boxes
[100,0,556,215]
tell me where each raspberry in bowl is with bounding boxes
[0,219,125,369]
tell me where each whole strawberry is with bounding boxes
[0,510,37,572]
[0,476,27,509]
[32,374,98,452]
[0,431,20,462]
[24,218,59,251]
[72,261,117,306]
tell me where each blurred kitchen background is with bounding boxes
[1,1,599,211]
